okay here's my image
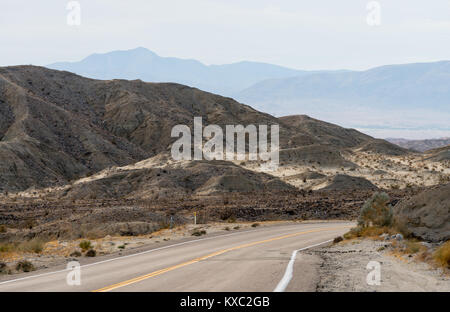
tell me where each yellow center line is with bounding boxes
[92,226,350,292]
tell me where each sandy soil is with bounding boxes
[310,239,449,292]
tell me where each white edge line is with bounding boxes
[273,239,333,292]
[0,223,321,286]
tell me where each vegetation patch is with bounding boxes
[0,262,9,274]
[79,240,92,252]
[85,249,96,257]
[15,260,34,272]
[70,251,82,257]
[433,241,450,268]
[191,229,207,236]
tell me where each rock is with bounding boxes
[393,183,450,242]
[333,236,343,244]
[420,242,432,249]
[395,234,404,241]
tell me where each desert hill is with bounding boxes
[0,65,412,194]
[388,138,450,152]
[279,115,373,148]
[316,174,378,191]
[55,160,295,200]
[424,145,450,162]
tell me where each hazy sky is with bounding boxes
[2,0,450,70]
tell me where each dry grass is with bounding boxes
[0,238,46,255]
[343,226,395,240]
[403,240,425,254]
[17,238,46,253]
[433,241,450,268]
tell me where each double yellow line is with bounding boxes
[93,226,349,292]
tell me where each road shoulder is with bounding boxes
[307,239,449,292]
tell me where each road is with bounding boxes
[0,222,352,292]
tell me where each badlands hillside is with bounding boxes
[0,65,417,198]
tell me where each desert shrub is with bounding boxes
[70,251,82,257]
[333,236,343,244]
[0,225,6,233]
[358,192,393,228]
[85,249,96,257]
[118,245,126,249]
[0,262,8,274]
[433,241,450,268]
[251,223,260,228]
[224,227,230,231]
[16,260,34,272]
[191,230,207,236]
[79,240,92,251]
[404,240,424,254]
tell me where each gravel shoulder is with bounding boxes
[308,239,449,292]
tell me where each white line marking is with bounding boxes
[273,239,333,292]
[0,223,329,286]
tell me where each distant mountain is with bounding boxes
[387,138,450,152]
[48,50,450,138]
[235,61,450,136]
[237,61,450,112]
[48,47,313,96]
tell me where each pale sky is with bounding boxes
[2,0,450,70]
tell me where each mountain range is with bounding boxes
[48,47,322,96]
[48,48,450,138]
[387,138,450,152]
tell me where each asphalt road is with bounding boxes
[0,222,352,292]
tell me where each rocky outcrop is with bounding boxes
[393,183,450,242]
